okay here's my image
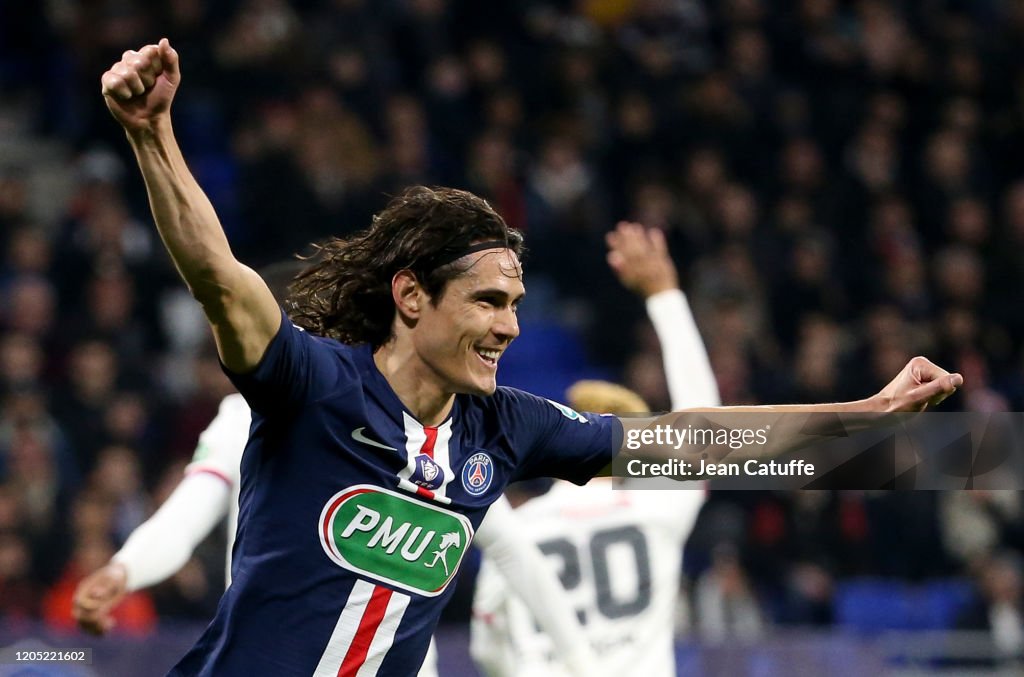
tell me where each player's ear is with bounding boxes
[392,269,424,319]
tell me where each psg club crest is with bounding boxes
[461,452,493,496]
[411,454,445,490]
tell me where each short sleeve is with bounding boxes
[496,388,621,485]
[222,309,360,415]
[185,394,251,487]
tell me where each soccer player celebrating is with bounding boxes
[72,393,599,675]
[100,40,961,676]
[472,222,716,677]
[72,283,598,673]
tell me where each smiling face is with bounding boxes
[412,248,524,396]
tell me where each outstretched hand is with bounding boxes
[875,356,964,412]
[72,562,128,635]
[101,38,180,134]
[605,221,679,298]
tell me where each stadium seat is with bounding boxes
[497,321,613,400]
[834,578,977,632]
[834,580,913,632]
[919,579,976,630]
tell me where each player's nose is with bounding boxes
[492,307,519,343]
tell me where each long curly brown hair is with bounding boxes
[289,186,525,348]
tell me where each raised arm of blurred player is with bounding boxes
[606,221,720,410]
[473,496,601,677]
[100,40,279,373]
[72,395,248,634]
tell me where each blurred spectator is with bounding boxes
[941,492,1024,568]
[102,392,154,453]
[771,235,848,348]
[163,351,235,465]
[1,276,57,341]
[694,543,765,642]
[0,484,22,532]
[2,419,66,541]
[617,0,713,80]
[865,492,952,579]
[212,0,305,100]
[51,339,120,473]
[527,134,601,233]
[622,346,671,413]
[89,445,148,545]
[1,226,52,284]
[380,94,439,191]
[0,333,44,394]
[0,532,38,622]
[53,164,160,305]
[463,131,526,231]
[67,271,153,368]
[932,245,985,308]
[957,550,1024,667]
[788,316,850,402]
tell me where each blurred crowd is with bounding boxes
[2,0,1024,655]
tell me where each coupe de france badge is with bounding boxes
[411,454,444,490]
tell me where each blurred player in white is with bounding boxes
[471,222,719,677]
[71,295,599,677]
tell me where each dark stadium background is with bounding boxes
[2,0,1024,674]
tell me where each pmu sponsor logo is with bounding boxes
[319,485,473,596]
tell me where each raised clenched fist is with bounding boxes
[100,38,180,134]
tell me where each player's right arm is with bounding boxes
[101,40,279,373]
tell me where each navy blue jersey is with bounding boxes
[170,313,619,676]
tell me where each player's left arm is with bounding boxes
[631,356,963,461]
[474,496,600,677]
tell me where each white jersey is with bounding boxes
[183,393,249,585]
[471,482,703,677]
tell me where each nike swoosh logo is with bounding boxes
[351,427,398,452]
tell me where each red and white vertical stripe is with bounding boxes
[397,413,454,505]
[313,579,410,677]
